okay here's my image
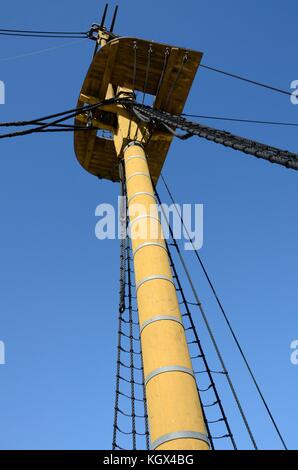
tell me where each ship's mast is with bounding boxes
[114,122,209,451]
[75,4,208,450]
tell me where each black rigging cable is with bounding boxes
[0,108,93,139]
[127,272,137,449]
[153,47,170,107]
[124,162,137,450]
[119,161,126,315]
[29,127,94,133]
[142,44,152,105]
[0,103,101,128]
[0,27,89,39]
[160,172,288,450]
[0,101,104,130]
[131,102,298,171]
[0,94,130,139]
[0,32,88,39]
[0,28,87,34]
[165,235,236,450]
[0,15,291,451]
[0,26,292,99]
[154,184,256,449]
[200,64,292,97]
[113,163,149,450]
[163,51,188,110]
[181,113,298,128]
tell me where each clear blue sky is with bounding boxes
[0,0,297,450]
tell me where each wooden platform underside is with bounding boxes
[74,36,203,182]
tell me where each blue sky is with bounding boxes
[0,0,297,450]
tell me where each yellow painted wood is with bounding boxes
[123,143,209,451]
[146,374,209,450]
[74,36,203,182]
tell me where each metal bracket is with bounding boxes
[129,214,160,228]
[151,431,210,450]
[126,172,150,183]
[123,141,145,153]
[125,154,147,163]
[140,315,183,333]
[133,241,167,257]
[136,275,175,292]
[145,365,195,385]
[127,191,156,205]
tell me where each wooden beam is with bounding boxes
[154,47,181,110]
[83,130,97,169]
[98,40,119,100]
[79,93,130,119]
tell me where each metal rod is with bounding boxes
[93,3,109,57]
[100,3,109,29]
[110,5,119,33]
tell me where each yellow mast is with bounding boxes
[74,27,207,450]
[122,144,209,450]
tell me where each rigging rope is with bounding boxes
[0,32,87,39]
[154,183,258,450]
[181,113,298,128]
[113,164,149,450]
[0,20,291,451]
[0,40,85,63]
[160,173,288,450]
[165,234,236,449]
[130,102,298,171]
[125,162,137,450]
[142,44,152,105]
[0,26,95,40]
[200,64,292,97]
[163,51,189,110]
[119,161,126,315]
[153,48,170,107]
[0,28,87,35]
[0,108,94,139]
[0,94,129,139]
[3,92,297,173]
[115,163,241,449]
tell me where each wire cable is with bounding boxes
[0,109,91,139]
[0,40,85,62]
[0,32,87,39]
[164,231,236,449]
[30,127,94,133]
[0,92,132,133]
[160,172,288,450]
[0,96,121,139]
[131,102,298,171]
[0,27,89,40]
[200,64,292,97]
[113,170,149,450]
[0,101,103,128]
[163,51,188,110]
[0,28,87,35]
[153,47,170,107]
[154,184,254,449]
[181,113,298,128]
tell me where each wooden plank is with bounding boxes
[153,47,181,109]
[83,131,97,169]
[74,36,202,182]
[98,40,119,99]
